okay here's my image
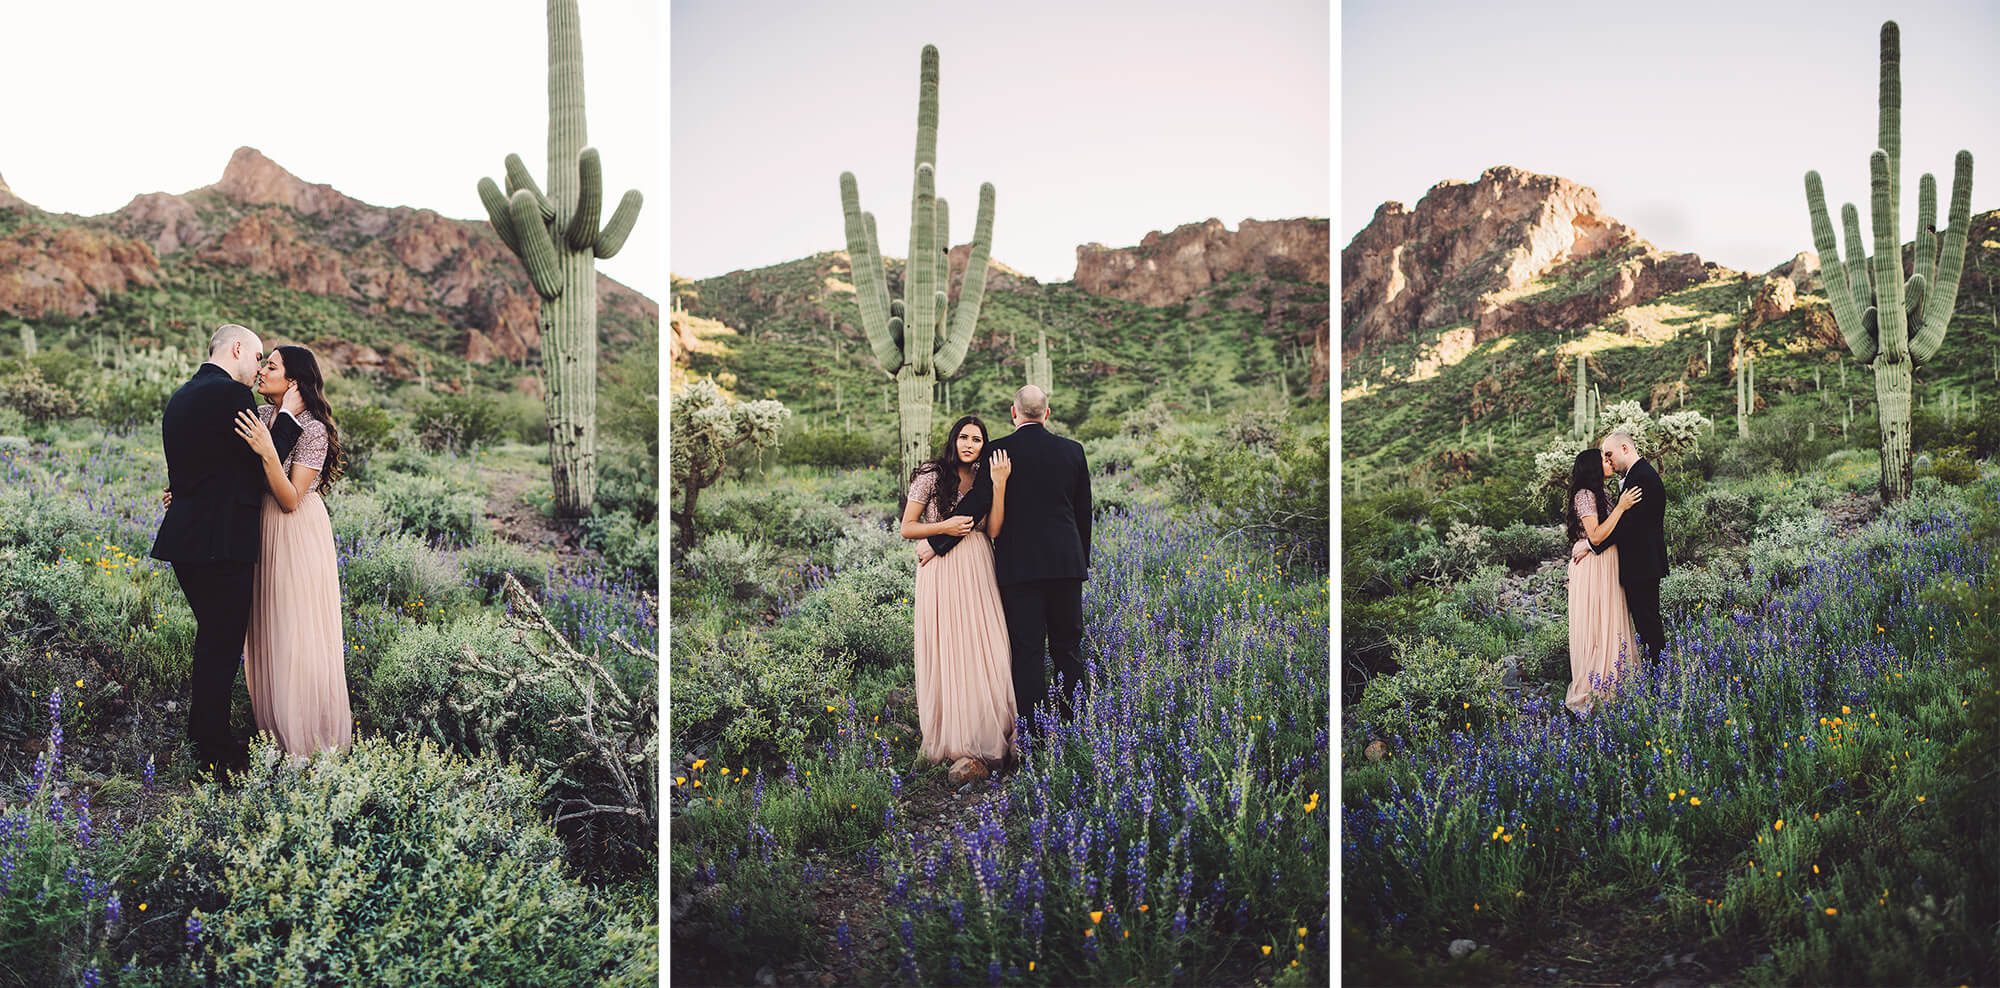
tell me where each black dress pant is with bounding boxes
[174,560,253,766]
[999,578,1087,724]
[1624,577,1666,665]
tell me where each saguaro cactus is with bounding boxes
[1571,354,1588,439]
[476,0,643,517]
[1804,20,1974,501]
[1737,353,1755,438]
[839,45,996,482]
[1027,330,1053,396]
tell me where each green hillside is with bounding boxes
[1342,210,2000,492]
[678,253,1327,442]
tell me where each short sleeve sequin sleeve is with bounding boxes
[294,419,328,471]
[906,469,935,514]
[1573,489,1599,519]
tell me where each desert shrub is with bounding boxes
[1158,427,1328,568]
[0,364,82,423]
[1385,522,1488,589]
[1451,563,1511,622]
[327,490,397,544]
[414,391,504,453]
[337,404,397,476]
[700,485,854,563]
[1354,637,1507,749]
[596,446,658,524]
[1915,446,1980,485]
[771,558,912,671]
[1519,619,1571,684]
[778,428,882,470]
[1666,486,1756,566]
[581,509,659,584]
[1745,512,1836,586]
[368,471,485,546]
[135,736,651,986]
[88,376,175,434]
[1739,402,1842,474]
[672,633,852,764]
[1484,521,1564,570]
[684,532,771,599]
[341,532,466,617]
[812,469,898,508]
[492,388,549,445]
[458,539,550,600]
[366,612,573,768]
[669,844,816,984]
[1659,563,1728,619]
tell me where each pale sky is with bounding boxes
[1,0,664,302]
[669,0,1330,283]
[1343,0,1998,273]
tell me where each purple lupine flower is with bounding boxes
[185,912,204,948]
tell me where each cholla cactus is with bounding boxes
[1803,20,1974,501]
[476,0,643,518]
[668,378,790,545]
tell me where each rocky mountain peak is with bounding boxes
[1342,166,1709,365]
[214,146,351,216]
[1075,216,1329,306]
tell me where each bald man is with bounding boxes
[152,325,301,774]
[959,385,1092,724]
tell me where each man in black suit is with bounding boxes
[150,324,300,772]
[960,385,1092,724]
[1589,431,1669,664]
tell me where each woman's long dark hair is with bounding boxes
[912,415,987,517]
[1565,448,1606,545]
[273,344,345,496]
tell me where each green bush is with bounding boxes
[1485,522,1564,570]
[772,561,912,671]
[414,392,505,453]
[777,428,884,470]
[368,471,486,546]
[366,613,573,767]
[672,632,852,764]
[1519,619,1571,684]
[458,539,550,600]
[684,531,771,599]
[341,532,466,616]
[581,509,659,583]
[0,363,82,423]
[1354,636,1507,748]
[1659,563,1727,619]
[700,485,855,564]
[136,736,651,986]
[337,404,397,476]
[1915,446,1980,486]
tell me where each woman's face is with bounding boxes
[1600,448,1615,479]
[255,351,291,399]
[954,424,984,464]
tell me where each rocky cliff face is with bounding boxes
[1342,166,1711,365]
[0,147,654,370]
[1075,217,1329,305]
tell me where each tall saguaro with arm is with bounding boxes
[476,0,643,517]
[1803,20,1973,502]
[839,45,997,483]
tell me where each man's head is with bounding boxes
[1599,431,1639,473]
[207,324,263,386]
[1010,385,1050,427]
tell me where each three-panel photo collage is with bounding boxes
[3,1,1996,985]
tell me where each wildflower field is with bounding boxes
[1342,468,2000,986]
[670,405,1332,985]
[0,405,659,983]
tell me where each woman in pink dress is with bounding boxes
[1564,447,1643,716]
[901,415,1017,779]
[231,344,353,756]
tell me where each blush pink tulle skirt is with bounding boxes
[244,492,353,756]
[1566,544,1638,715]
[913,531,1016,764]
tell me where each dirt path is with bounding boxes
[477,460,580,555]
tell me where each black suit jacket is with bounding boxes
[1590,457,1669,585]
[150,364,301,565]
[933,422,1091,586]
